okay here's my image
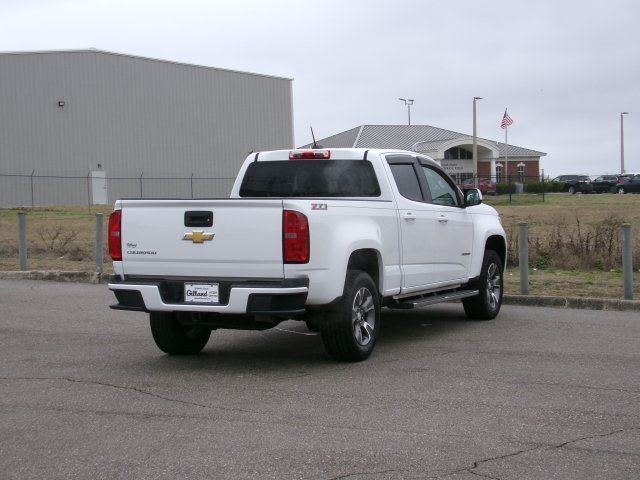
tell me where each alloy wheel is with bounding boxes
[486,262,502,310]
[352,287,376,346]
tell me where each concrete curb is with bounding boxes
[0,270,109,284]
[1,271,638,311]
[504,294,640,311]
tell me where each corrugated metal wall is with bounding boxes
[0,50,293,206]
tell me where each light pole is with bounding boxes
[621,112,629,174]
[472,96,482,188]
[398,98,414,125]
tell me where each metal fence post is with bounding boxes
[30,169,35,209]
[518,222,530,295]
[508,174,513,204]
[86,171,92,213]
[622,224,634,300]
[18,212,28,271]
[95,213,104,280]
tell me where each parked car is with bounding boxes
[591,175,620,193]
[459,177,497,195]
[616,174,640,194]
[550,175,594,194]
[617,173,640,184]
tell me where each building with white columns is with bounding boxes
[302,125,545,182]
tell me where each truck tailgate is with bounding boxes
[119,199,284,278]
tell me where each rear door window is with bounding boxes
[389,164,425,202]
[239,160,381,197]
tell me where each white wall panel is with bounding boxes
[0,50,293,205]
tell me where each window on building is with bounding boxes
[459,172,474,183]
[495,164,503,183]
[518,163,526,183]
[444,147,472,160]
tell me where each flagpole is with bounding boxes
[505,126,508,184]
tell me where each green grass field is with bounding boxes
[1,193,639,298]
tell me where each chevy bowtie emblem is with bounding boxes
[183,230,214,243]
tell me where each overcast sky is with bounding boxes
[2,0,639,176]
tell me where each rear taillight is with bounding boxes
[108,210,122,261]
[283,210,309,264]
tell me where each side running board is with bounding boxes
[388,289,479,310]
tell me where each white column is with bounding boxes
[490,159,496,180]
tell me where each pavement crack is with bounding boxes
[327,469,398,479]
[552,428,633,449]
[466,466,502,480]
[0,376,265,417]
[429,445,544,479]
[433,428,640,479]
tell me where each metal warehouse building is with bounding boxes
[0,49,294,206]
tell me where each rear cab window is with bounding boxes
[239,160,381,197]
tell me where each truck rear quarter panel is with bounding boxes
[283,200,401,305]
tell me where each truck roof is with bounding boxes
[253,148,440,168]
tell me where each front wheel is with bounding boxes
[149,312,211,355]
[617,187,625,194]
[568,186,576,194]
[463,250,503,320]
[320,270,381,362]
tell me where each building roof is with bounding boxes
[301,124,546,157]
[0,48,293,81]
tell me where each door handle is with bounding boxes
[403,212,416,221]
[438,215,448,223]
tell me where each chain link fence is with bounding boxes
[0,172,236,208]
[0,171,618,208]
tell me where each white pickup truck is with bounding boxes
[108,148,506,361]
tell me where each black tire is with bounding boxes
[463,250,503,320]
[617,187,625,194]
[568,185,576,194]
[305,317,321,332]
[149,312,211,355]
[320,270,381,362]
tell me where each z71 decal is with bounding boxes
[311,203,328,210]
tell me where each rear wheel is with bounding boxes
[568,185,576,194]
[305,317,321,332]
[149,312,211,355]
[463,250,503,320]
[320,270,380,362]
[617,187,626,194]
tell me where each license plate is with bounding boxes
[184,283,219,304]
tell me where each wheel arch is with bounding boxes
[485,235,507,271]
[347,248,382,295]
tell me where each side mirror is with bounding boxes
[463,188,483,207]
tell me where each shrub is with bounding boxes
[496,183,515,195]
[505,215,638,271]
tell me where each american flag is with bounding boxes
[501,109,514,129]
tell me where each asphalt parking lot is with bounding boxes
[1,279,639,479]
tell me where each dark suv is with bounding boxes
[591,175,620,193]
[551,175,594,194]
[616,174,640,194]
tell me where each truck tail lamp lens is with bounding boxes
[289,150,331,160]
[108,210,122,261]
[283,210,309,264]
